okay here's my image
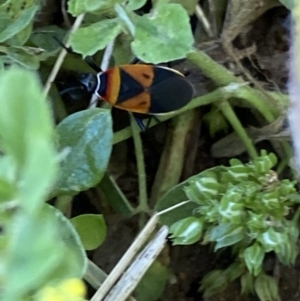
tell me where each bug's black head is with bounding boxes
[58,72,98,102]
[77,72,98,93]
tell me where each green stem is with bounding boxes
[130,113,148,213]
[150,110,198,205]
[187,50,277,122]
[218,99,258,159]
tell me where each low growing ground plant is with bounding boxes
[170,151,300,301]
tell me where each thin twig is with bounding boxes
[103,227,168,301]
[195,4,214,38]
[43,14,85,96]
[90,214,159,301]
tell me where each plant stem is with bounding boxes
[187,49,278,122]
[130,114,148,213]
[150,110,198,205]
[218,99,258,159]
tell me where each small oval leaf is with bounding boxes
[71,214,107,251]
[170,216,203,245]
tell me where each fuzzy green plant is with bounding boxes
[169,151,300,301]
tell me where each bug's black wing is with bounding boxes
[149,67,194,114]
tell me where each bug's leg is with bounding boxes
[53,37,102,72]
[53,36,73,53]
[84,57,102,72]
[133,114,147,131]
[130,57,140,65]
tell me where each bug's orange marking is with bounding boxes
[114,92,151,114]
[102,67,121,105]
[120,65,154,88]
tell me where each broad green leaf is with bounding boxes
[244,244,264,276]
[46,204,88,278]
[170,0,198,15]
[241,272,255,294]
[70,19,122,57]
[5,46,40,69]
[257,228,286,252]
[170,216,203,245]
[253,151,277,174]
[0,5,39,42]
[278,0,294,9]
[2,204,87,299]
[6,23,33,46]
[223,262,245,281]
[200,270,228,297]
[219,191,243,219]
[134,261,169,301]
[71,214,107,250]
[54,108,113,195]
[186,172,222,203]
[68,0,118,16]
[0,69,56,212]
[214,226,245,250]
[254,274,279,301]
[126,0,147,10]
[274,223,298,265]
[29,25,67,53]
[155,167,225,226]
[131,3,194,63]
[0,156,17,201]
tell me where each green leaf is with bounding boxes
[186,171,222,203]
[126,0,147,10]
[4,46,40,69]
[169,0,198,15]
[6,23,33,46]
[0,68,56,212]
[54,108,113,195]
[0,5,39,43]
[155,167,225,227]
[257,228,286,252]
[70,18,122,57]
[278,0,294,9]
[244,244,264,276]
[46,204,88,278]
[71,214,107,251]
[254,274,279,301]
[2,204,87,299]
[68,0,117,16]
[29,25,67,53]
[241,272,255,294]
[203,106,229,137]
[223,262,245,281]
[200,270,228,297]
[131,3,194,63]
[253,151,277,174]
[170,216,203,245]
[274,223,298,265]
[219,191,244,220]
[214,226,245,250]
[134,261,169,301]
